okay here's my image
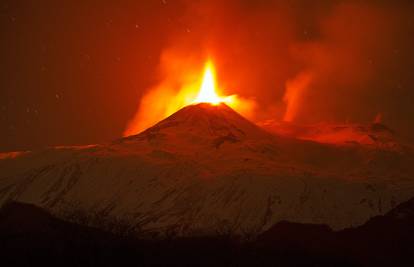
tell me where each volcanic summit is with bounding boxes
[124,103,273,150]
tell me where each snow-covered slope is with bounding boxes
[1,103,414,237]
[259,120,401,149]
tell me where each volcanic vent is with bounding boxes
[124,103,273,150]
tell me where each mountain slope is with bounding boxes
[0,103,414,237]
[259,120,402,149]
[2,197,414,266]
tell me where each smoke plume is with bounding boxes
[125,0,414,139]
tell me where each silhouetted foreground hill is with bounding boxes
[1,198,414,266]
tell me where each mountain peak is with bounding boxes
[118,103,272,152]
[135,103,270,142]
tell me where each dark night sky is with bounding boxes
[1,0,414,152]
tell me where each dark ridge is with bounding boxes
[370,123,394,134]
[1,199,414,266]
[213,133,240,148]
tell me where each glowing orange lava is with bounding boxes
[193,61,232,105]
[123,58,255,136]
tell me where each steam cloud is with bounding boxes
[125,0,413,139]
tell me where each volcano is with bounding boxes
[1,103,414,238]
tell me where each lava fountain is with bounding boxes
[123,59,255,136]
[193,60,234,106]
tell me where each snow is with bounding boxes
[0,103,414,237]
